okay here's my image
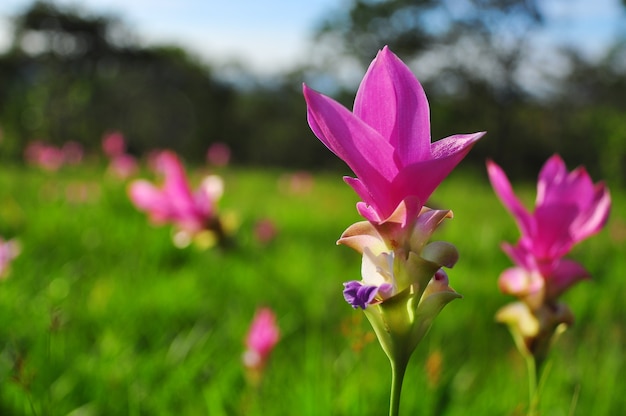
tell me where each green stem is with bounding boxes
[525,355,539,416]
[389,357,408,416]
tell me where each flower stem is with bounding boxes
[525,354,539,416]
[389,356,408,416]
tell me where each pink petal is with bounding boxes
[502,241,540,272]
[128,180,171,223]
[392,132,483,208]
[547,259,590,299]
[570,183,611,242]
[487,160,534,238]
[532,203,579,259]
[498,267,544,297]
[304,85,397,185]
[353,46,431,165]
[246,308,280,358]
[158,151,202,223]
[536,154,567,205]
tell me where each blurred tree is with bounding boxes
[0,1,236,162]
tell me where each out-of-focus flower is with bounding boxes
[253,218,278,245]
[488,155,611,383]
[128,150,227,247]
[488,155,611,307]
[101,131,138,180]
[304,46,484,227]
[278,171,315,195]
[24,141,65,171]
[107,154,138,180]
[0,238,20,279]
[102,131,127,158]
[243,307,280,379]
[206,142,231,167]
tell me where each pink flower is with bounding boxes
[128,150,223,239]
[487,155,611,302]
[102,131,127,158]
[243,307,280,371]
[303,46,484,226]
[254,218,278,244]
[0,238,20,279]
[107,154,138,180]
[24,141,65,171]
[206,142,231,167]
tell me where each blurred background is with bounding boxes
[0,0,624,183]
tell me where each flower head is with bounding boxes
[0,238,20,279]
[487,155,611,304]
[128,150,224,245]
[243,307,280,372]
[102,131,127,158]
[304,46,484,226]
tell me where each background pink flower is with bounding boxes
[243,307,280,371]
[487,154,611,302]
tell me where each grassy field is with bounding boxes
[0,161,623,415]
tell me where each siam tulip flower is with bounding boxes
[128,150,228,248]
[101,131,138,179]
[303,46,484,228]
[0,238,20,279]
[253,218,278,245]
[24,141,65,171]
[107,153,138,180]
[487,155,611,308]
[206,142,231,167]
[488,155,611,413]
[304,46,483,416]
[242,307,280,386]
[101,131,127,158]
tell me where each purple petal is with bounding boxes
[343,281,386,309]
[353,46,431,165]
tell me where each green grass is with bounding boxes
[0,162,624,415]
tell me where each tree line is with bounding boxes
[0,1,624,185]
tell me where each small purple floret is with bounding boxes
[343,281,379,309]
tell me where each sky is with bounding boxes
[0,0,624,77]
[0,0,340,76]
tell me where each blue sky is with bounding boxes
[0,0,624,76]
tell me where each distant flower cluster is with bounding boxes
[25,140,84,171]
